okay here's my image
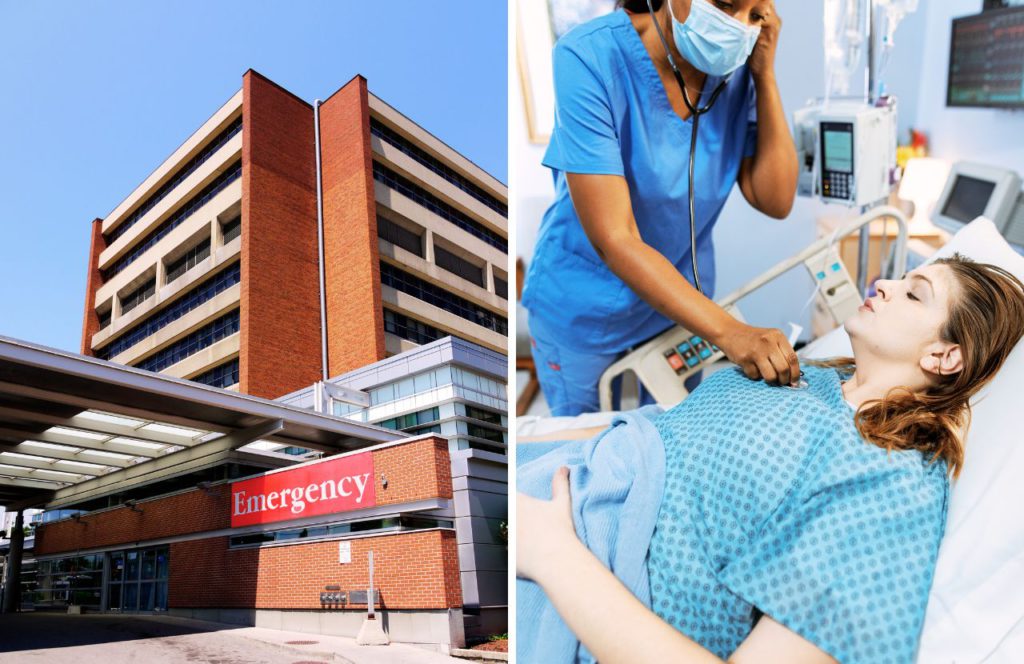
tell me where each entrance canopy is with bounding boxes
[0,336,403,511]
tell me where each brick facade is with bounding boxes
[240,69,323,399]
[33,437,457,611]
[319,76,387,377]
[169,530,461,610]
[80,218,107,356]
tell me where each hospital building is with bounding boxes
[81,69,509,400]
[0,71,508,648]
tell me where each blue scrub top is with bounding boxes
[523,9,758,353]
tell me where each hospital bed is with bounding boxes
[517,212,1024,662]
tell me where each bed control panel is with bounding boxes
[804,245,862,324]
[598,305,745,411]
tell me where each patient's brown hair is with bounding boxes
[818,255,1024,478]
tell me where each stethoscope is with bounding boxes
[645,0,729,296]
[641,2,811,390]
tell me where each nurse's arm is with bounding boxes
[565,172,801,387]
[566,172,738,345]
[518,469,839,664]
[737,70,798,220]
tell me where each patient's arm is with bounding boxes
[517,469,838,664]
[518,425,607,443]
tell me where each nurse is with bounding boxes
[522,0,800,415]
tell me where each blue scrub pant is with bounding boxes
[529,317,701,416]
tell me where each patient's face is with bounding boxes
[845,264,958,363]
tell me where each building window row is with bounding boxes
[466,423,506,444]
[229,515,454,548]
[191,357,240,389]
[222,214,241,243]
[120,278,156,315]
[383,309,444,346]
[28,553,103,609]
[376,406,440,432]
[104,161,242,279]
[106,117,243,244]
[134,309,240,374]
[370,119,508,217]
[165,238,211,284]
[377,214,423,257]
[380,263,507,336]
[464,404,503,425]
[434,244,484,288]
[97,310,112,330]
[372,162,507,253]
[95,262,241,361]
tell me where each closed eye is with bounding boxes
[907,291,919,301]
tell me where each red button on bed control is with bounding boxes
[665,351,684,371]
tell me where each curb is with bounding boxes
[450,648,508,661]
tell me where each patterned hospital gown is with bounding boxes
[648,365,949,664]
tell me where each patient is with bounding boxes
[516,255,1024,664]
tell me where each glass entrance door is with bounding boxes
[106,545,169,611]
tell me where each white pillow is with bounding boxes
[800,217,1024,663]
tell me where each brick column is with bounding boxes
[80,218,107,356]
[240,69,322,399]
[319,76,387,377]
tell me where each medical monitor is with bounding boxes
[932,162,1022,234]
[947,7,1024,109]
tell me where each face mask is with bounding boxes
[669,0,761,77]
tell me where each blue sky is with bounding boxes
[0,0,507,353]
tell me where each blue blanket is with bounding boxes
[516,406,666,664]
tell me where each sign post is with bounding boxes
[356,549,389,646]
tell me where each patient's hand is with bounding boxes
[516,466,580,584]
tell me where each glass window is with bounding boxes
[379,263,507,335]
[110,552,125,582]
[141,549,156,580]
[394,376,414,399]
[221,214,241,243]
[120,278,156,315]
[413,371,433,394]
[494,276,508,300]
[126,551,140,582]
[466,405,503,425]
[155,548,169,580]
[434,245,485,287]
[133,309,239,373]
[228,513,453,548]
[191,358,240,389]
[96,262,240,360]
[105,117,242,245]
[124,583,138,611]
[166,238,211,284]
[377,215,423,257]
[104,161,242,278]
[372,162,507,253]
[383,309,445,345]
[434,366,453,386]
[370,119,507,217]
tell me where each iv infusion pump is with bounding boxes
[793,100,899,207]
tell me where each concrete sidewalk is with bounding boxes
[0,613,485,663]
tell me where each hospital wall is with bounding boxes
[914,0,1024,175]
[514,4,930,340]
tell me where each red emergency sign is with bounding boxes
[230,452,375,527]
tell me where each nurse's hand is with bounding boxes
[718,322,800,386]
[747,1,781,80]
